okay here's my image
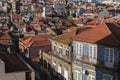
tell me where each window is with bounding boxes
[88,69,96,80]
[53,45,56,51]
[59,45,63,54]
[83,44,89,57]
[53,43,57,52]
[73,66,82,80]
[58,65,62,74]
[77,43,83,57]
[73,70,81,80]
[64,68,68,80]
[89,45,97,59]
[89,75,95,80]
[102,74,113,80]
[66,49,69,57]
[105,48,114,63]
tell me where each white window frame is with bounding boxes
[76,43,83,57]
[102,73,113,80]
[64,68,68,80]
[89,44,97,63]
[73,66,82,80]
[58,65,62,74]
[89,45,97,59]
[53,43,57,51]
[59,45,63,54]
[104,48,114,67]
[89,75,95,80]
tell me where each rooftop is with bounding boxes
[0,53,31,73]
[72,23,120,47]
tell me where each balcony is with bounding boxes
[52,50,71,63]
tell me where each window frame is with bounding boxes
[104,48,114,64]
[102,73,113,80]
[66,49,69,57]
[59,45,63,54]
[76,42,83,57]
[89,44,97,60]
[73,66,82,80]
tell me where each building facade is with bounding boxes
[72,23,120,80]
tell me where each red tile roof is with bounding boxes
[22,37,33,47]
[72,23,120,47]
[12,13,23,20]
[51,27,78,44]
[87,18,120,25]
[0,33,11,40]
[31,40,51,47]
[22,35,51,47]
[16,24,26,28]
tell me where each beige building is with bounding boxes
[50,27,78,80]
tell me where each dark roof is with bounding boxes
[72,23,120,47]
[0,54,31,73]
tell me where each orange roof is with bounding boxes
[51,27,78,44]
[22,37,33,47]
[33,35,51,41]
[12,13,23,20]
[72,23,120,47]
[16,24,26,28]
[31,40,51,47]
[22,35,51,47]
[32,18,40,24]
[87,17,118,25]
[0,33,11,40]
[63,27,77,33]
[0,40,10,45]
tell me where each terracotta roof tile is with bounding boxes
[22,35,51,47]
[12,13,23,20]
[31,40,51,47]
[87,18,119,25]
[16,24,26,28]
[0,33,11,40]
[72,23,120,47]
[22,37,33,47]
[51,27,78,44]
